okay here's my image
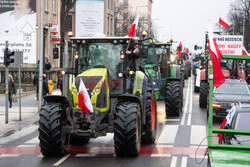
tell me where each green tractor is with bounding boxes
[141,42,184,116]
[38,37,157,157]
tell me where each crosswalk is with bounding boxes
[0,77,209,167]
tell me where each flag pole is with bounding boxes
[126,38,132,51]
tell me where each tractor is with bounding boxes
[38,36,157,157]
[141,42,184,116]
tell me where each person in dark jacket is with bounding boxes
[8,74,16,108]
[35,74,49,97]
[126,38,140,71]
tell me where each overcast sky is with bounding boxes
[152,0,235,51]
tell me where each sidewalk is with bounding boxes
[0,89,62,136]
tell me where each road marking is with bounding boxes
[155,144,174,147]
[190,125,207,146]
[170,156,177,167]
[181,78,191,125]
[0,154,20,157]
[17,145,37,147]
[187,75,193,126]
[181,156,188,167]
[53,154,71,166]
[165,119,180,122]
[26,137,39,144]
[157,125,179,144]
[0,125,38,145]
[150,154,171,157]
[75,154,96,157]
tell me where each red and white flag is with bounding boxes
[128,14,140,37]
[78,79,93,113]
[218,105,236,144]
[242,46,249,56]
[208,28,225,88]
[219,18,229,29]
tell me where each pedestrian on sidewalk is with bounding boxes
[48,80,54,95]
[8,74,16,108]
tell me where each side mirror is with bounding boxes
[153,65,158,71]
[140,45,148,58]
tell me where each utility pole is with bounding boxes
[5,41,9,124]
[38,0,44,112]
[63,40,69,96]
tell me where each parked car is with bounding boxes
[212,79,250,118]
[222,103,250,146]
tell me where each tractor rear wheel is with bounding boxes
[114,102,141,157]
[39,103,69,157]
[184,67,188,79]
[142,92,157,144]
[166,80,182,116]
[199,81,209,108]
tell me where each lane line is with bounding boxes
[17,145,37,148]
[181,156,188,167]
[187,77,193,126]
[190,125,207,146]
[53,154,71,166]
[181,78,191,125]
[0,125,38,145]
[170,156,177,167]
[151,154,171,158]
[25,137,39,144]
[157,125,179,144]
[165,119,180,122]
[0,154,20,157]
[75,154,96,157]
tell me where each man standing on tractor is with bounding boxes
[126,38,140,71]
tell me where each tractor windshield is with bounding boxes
[78,43,123,79]
[141,45,157,64]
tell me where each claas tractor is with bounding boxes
[38,37,157,157]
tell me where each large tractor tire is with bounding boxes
[142,92,157,144]
[114,102,141,157]
[166,80,182,116]
[184,67,188,79]
[39,103,69,157]
[199,81,209,108]
[194,75,199,92]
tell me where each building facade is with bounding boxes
[115,0,153,37]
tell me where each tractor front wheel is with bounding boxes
[142,92,157,144]
[114,102,141,157]
[166,80,182,116]
[39,103,69,157]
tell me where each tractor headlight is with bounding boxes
[170,55,175,62]
[95,88,100,92]
[73,88,76,92]
[91,92,94,96]
[152,82,156,86]
[129,70,135,75]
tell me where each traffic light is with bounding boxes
[4,48,14,67]
[194,45,197,50]
[53,47,59,59]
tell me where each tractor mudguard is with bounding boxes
[44,95,70,108]
[117,94,146,125]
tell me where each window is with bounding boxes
[52,0,56,14]
[44,0,48,12]
[123,1,128,7]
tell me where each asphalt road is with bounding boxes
[0,75,220,167]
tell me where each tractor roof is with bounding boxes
[70,37,131,44]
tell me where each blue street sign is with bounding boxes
[197,46,202,50]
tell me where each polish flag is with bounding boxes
[128,14,140,37]
[208,28,225,88]
[219,18,229,29]
[78,79,93,113]
[242,46,249,56]
[218,105,236,144]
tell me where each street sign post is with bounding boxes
[5,41,9,124]
[16,51,23,121]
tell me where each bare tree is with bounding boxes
[60,0,76,68]
[227,0,250,50]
